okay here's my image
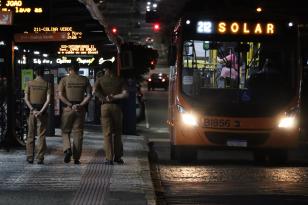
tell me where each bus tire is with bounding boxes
[171,145,197,162]
[170,143,176,160]
[268,150,288,164]
[253,151,267,164]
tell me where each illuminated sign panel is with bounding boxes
[14,32,67,42]
[56,57,72,64]
[196,21,275,35]
[56,57,96,65]
[197,21,213,33]
[0,10,12,25]
[33,27,83,40]
[0,0,43,14]
[58,45,98,55]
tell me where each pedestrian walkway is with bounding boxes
[0,125,156,205]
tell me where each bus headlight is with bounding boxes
[182,113,198,126]
[177,104,198,126]
[278,116,296,129]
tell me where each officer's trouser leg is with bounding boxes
[61,108,74,152]
[72,110,85,160]
[26,113,36,159]
[36,113,47,160]
[101,105,113,161]
[112,105,123,160]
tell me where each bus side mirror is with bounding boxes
[208,42,221,50]
[168,45,176,66]
[235,44,250,53]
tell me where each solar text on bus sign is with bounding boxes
[196,21,275,35]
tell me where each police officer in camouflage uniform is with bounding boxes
[93,61,128,165]
[24,65,51,164]
[58,62,92,164]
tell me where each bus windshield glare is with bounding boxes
[181,39,297,112]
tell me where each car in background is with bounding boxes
[147,73,169,91]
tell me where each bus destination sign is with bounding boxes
[196,21,275,35]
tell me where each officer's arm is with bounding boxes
[79,80,92,107]
[92,79,98,96]
[58,79,72,107]
[92,79,103,99]
[59,91,72,107]
[39,85,51,114]
[112,80,129,100]
[24,83,34,111]
[24,93,34,111]
[112,89,129,100]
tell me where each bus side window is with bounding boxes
[182,67,200,96]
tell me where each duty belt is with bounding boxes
[102,101,120,105]
[31,104,43,110]
[64,101,83,109]
[69,101,82,105]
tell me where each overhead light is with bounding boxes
[34,51,40,55]
[186,20,191,25]
[147,2,151,5]
[256,7,262,12]
[43,54,48,57]
[153,3,157,8]
[288,22,294,27]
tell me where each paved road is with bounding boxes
[139,89,308,205]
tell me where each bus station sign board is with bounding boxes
[14,32,67,42]
[33,26,83,40]
[0,0,43,14]
[57,44,99,55]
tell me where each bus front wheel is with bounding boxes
[253,150,288,165]
[268,150,288,164]
[170,144,197,162]
[253,151,267,164]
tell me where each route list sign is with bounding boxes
[58,45,99,55]
[0,0,43,14]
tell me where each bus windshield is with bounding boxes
[181,39,297,115]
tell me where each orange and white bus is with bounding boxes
[167,13,302,163]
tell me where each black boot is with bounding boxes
[64,149,72,163]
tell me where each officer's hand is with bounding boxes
[99,97,106,103]
[106,94,114,102]
[33,110,40,117]
[72,104,80,111]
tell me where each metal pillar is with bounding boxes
[0,26,18,146]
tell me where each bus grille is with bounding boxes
[205,132,269,146]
